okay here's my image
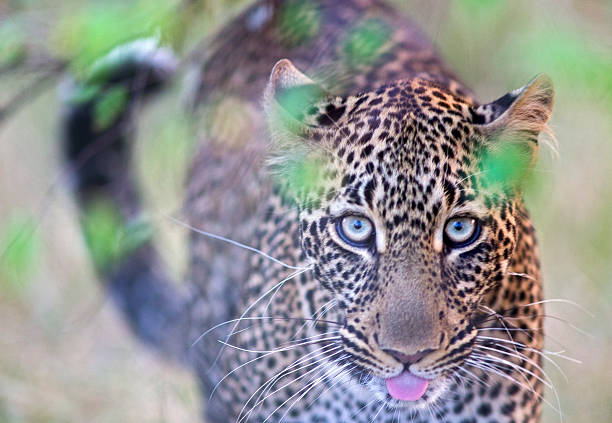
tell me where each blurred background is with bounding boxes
[0,0,610,421]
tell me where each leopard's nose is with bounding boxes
[382,348,433,366]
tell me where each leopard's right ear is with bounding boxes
[264,60,345,203]
[264,59,322,127]
[264,59,346,138]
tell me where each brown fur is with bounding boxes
[67,1,556,421]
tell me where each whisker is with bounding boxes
[517,298,594,318]
[369,399,387,422]
[218,335,341,355]
[280,331,341,348]
[478,303,525,354]
[456,365,489,389]
[476,340,569,382]
[505,272,537,281]
[191,315,340,348]
[466,359,563,418]
[166,214,310,270]
[257,354,350,422]
[476,335,581,364]
[211,265,313,370]
[241,347,348,421]
[473,345,556,389]
[237,344,341,423]
[349,397,379,420]
[212,338,338,403]
[303,364,355,410]
[278,363,355,422]
[481,313,594,339]
[289,299,336,341]
[470,352,563,420]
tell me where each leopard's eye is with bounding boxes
[444,217,481,248]
[337,215,374,247]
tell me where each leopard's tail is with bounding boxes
[62,38,190,363]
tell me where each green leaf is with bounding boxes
[278,0,321,45]
[66,84,101,106]
[342,19,391,67]
[122,216,154,254]
[82,199,153,273]
[82,200,123,272]
[0,20,27,69]
[514,29,612,106]
[0,216,39,293]
[53,0,180,77]
[276,84,325,123]
[478,142,531,189]
[286,155,325,194]
[93,86,128,131]
[457,0,507,17]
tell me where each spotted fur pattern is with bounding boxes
[68,0,556,422]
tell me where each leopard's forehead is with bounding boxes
[317,78,477,169]
[308,78,481,213]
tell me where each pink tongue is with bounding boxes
[385,371,429,401]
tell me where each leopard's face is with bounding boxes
[264,60,553,410]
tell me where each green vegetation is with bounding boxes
[82,200,153,272]
[0,21,27,70]
[93,86,128,131]
[0,215,39,294]
[478,142,532,190]
[278,0,321,45]
[342,19,392,67]
[52,0,180,77]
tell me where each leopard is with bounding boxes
[62,0,555,422]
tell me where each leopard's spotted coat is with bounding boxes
[65,1,555,422]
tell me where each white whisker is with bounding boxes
[166,214,310,270]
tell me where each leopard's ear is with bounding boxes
[472,75,555,191]
[473,74,555,164]
[264,59,348,137]
[264,59,319,113]
[264,59,324,134]
[264,60,343,203]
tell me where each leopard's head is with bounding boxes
[264,59,554,408]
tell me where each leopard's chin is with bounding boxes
[364,374,451,410]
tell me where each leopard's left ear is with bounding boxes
[473,74,555,163]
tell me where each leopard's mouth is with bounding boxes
[384,369,430,401]
[365,372,450,410]
[345,361,451,410]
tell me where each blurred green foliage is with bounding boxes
[479,142,532,189]
[342,19,391,67]
[278,0,321,45]
[81,200,124,272]
[93,86,128,131]
[0,215,39,294]
[459,0,507,16]
[446,0,612,107]
[0,20,27,70]
[82,200,153,272]
[276,84,324,122]
[283,155,326,202]
[516,29,612,105]
[52,0,180,78]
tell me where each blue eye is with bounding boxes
[444,217,481,248]
[337,215,374,247]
